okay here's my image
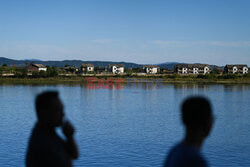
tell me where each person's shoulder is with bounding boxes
[29,124,63,149]
[168,142,187,155]
[179,144,208,165]
[163,143,183,166]
[164,143,209,167]
[30,125,49,141]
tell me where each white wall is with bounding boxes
[243,67,248,74]
[204,66,210,74]
[38,68,47,71]
[87,67,94,72]
[233,66,238,73]
[182,68,188,74]
[112,66,124,74]
[146,67,158,74]
[193,68,199,74]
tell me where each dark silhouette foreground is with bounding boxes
[164,96,214,167]
[26,91,78,167]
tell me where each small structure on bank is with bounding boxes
[224,64,248,74]
[81,64,94,73]
[27,64,47,73]
[161,68,174,74]
[175,64,210,74]
[64,66,79,73]
[142,65,159,74]
[95,67,108,74]
[109,64,124,74]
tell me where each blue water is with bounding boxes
[0,83,249,166]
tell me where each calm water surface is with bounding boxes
[0,83,249,167]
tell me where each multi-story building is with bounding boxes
[109,64,124,74]
[224,64,248,74]
[142,65,159,74]
[27,64,47,72]
[81,64,94,73]
[175,64,210,74]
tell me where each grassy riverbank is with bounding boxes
[0,74,250,85]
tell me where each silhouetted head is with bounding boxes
[181,96,213,138]
[35,91,64,127]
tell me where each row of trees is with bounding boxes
[0,64,249,78]
[0,66,59,78]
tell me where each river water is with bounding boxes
[0,83,249,166]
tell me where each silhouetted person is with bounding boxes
[26,91,78,167]
[164,96,214,167]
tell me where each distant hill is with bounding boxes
[0,57,142,68]
[23,59,42,61]
[156,62,180,69]
[0,57,223,70]
[157,62,224,70]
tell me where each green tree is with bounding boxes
[125,68,133,75]
[243,73,250,78]
[39,70,47,77]
[0,66,3,76]
[133,68,143,73]
[32,70,47,78]
[221,74,236,79]
[47,66,59,77]
[211,67,220,74]
[31,71,40,78]
[15,68,28,78]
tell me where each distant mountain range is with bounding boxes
[0,57,222,70]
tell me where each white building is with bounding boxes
[175,64,210,74]
[28,64,47,72]
[109,64,124,74]
[81,63,94,73]
[143,65,159,74]
[224,64,248,74]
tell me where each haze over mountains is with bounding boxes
[0,57,221,69]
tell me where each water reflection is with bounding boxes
[0,83,250,167]
[1,80,249,92]
[224,84,249,92]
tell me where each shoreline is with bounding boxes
[0,76,250,85]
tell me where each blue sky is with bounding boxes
[0,0,250,65]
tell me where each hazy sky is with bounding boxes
[0,0,250,65]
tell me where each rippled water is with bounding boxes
[0,83,249,166]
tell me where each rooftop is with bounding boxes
[225,64,248,68]
[175,64,209,68]
[109,64,124,68]
[31,64,46,68]
[143,65,159,68]
[81,63,94,67]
